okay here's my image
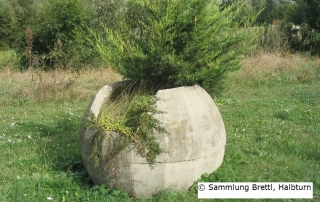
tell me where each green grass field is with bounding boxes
[0,51,319,201]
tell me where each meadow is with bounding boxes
[0,50,319,201]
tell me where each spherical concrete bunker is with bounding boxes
[80,81,226,197]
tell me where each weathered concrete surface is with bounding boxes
[79,81,129,185]
[80,81,226,197]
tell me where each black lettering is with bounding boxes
[279,184,288,190]
[252,184,257,190]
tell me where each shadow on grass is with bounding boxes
[17,110,94,187]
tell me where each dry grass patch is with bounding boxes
[77,66,122,88]
[1,66,122,104]
[236,52,320,83]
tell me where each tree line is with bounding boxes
[222,0,320,55]
[0,0,319,71]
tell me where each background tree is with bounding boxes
[0,0,42,49]
[281,0,320,55]
[92,0,126,30]
[15,0,97,69]
[14,0,40,28]
[220,0,280,25]
[277,1,297,22]
[0,0,16,48]
[294,0,320,31]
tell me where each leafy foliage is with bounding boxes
[15,0,96,69]
[220,0,286,25]
[293,0,320,32]
[92,0,126,31]
[89,0,259,96]
[86,92,165,165]
[280,0,320,55]
[0,1,17,48]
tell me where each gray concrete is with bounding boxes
[80,81,226,197]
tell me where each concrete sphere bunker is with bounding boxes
[80,81,226,197]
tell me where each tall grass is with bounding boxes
[236,51,320,85]
[0,65,121,105]
[256,23,289,53]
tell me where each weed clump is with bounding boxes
[86,89,165,166]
